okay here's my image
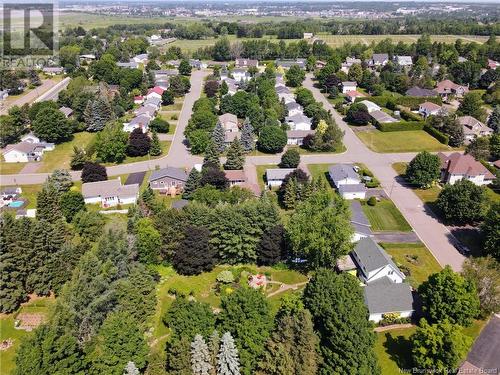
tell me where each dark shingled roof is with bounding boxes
[149,167,188,183]
[353,237,403,278]
[363,277,414,314]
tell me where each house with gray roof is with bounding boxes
[266,168,297,187]
[394,55,413,67]
[351,237,406,284]
[149,167,189,195]
[328,164,362,188]
[285,113,312,131]
[82,178,139,207]
[286,101,303,117]
[2,142,54,163]
[286,130,315,146]
[350,200,372,242]
[370,53,389,67]
[370,110,398,124]
[363,277,415,322]
[117,61,139,69]
[275,59,306,70]
[338,183,367,200]
[406,86,438,97]
[123,115,151,133]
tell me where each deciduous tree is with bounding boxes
[481,203,500,260]
[406,151,441,188]
[81,161,107,183]
[127,128,151,157]
[257,126,287,153]
[32,107,72,143]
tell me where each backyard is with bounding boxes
[361,199,412,232]
[356,130,451,153]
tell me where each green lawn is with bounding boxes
[392,162,441,204]
[38,132,96,173]
[381,243,442,287]
[306,163,330,184]
[255,164,278,190]
[0,162,26,175]
[361,199,412,232]
[0,297,55,374]
[287,144,346,155]
[375,319,487,375]
[357,130,450,153]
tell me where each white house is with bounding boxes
[370,53,389,67]
[146,86,164,100]
[394,55,413,67]
[345,90,365,103]
[341,81,357,94]
[338,184,367,200]
[286,130,315,146]
[358,100,381,113]
[276,86,295,104]
[438,152,495,186]
[364,278,415,323]
[341,57,362,74]
[123,115,151,133]
[232,69,251,83]
[265,168,296,188]
[328,164,361,187]
[82,178,139,208]
[352,237,406,284]
[20,133,41,143]
[2,142,54,163]
[418,101,443,118]
[133,54,148,64]
[285,113,312,131]
[286,101,303,117]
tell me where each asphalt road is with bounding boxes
[0,71,466,271]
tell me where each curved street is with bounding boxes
[0,71,464,271]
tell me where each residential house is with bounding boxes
[134,105,156,118]
[286,130,315,146]
[123,115,151,133]
[406,86,438,97]
[341,57,362,74]
[59,107,73,118]
[2,142,54,163]
[418,101,443,118]
[438,152,495,186]
[134,96,144,105]
[341,81,357,94]
[370,53,389,67]
[79,54,96,62]
[338,183,367,200]
[359,100,382,113]
[235,59,258,68]
[0,90,8,100]
[82,178,139,207]
[436,79,469,100]
[232,69,251,83]
[146,86,164,100]
[219,113,239,132]
[155,79,169,90]
[352,237,406,284]
[458,116,493,143]
[370,110,398,124]
[276,85,295,104]
[42,67,64,75]
[21,133,41,143]
[328,164,362,187]
[117,61,139,69]
[143,97,162,111]
[394,55,413,67]
[133,54,148,64]
[363,277,415,323]
[315,60,327,69]
[225,170,247,186]
[285,113,312,131]
[345,90,365,103]
[226,81,238,96]
[303,32,314,39]
[286,101,304,117]
[275,59,307,70]
[266,168,296,187]
[166,60,181,68]
[148,167,189,194]
[153,70,178,80]
[189,59,207,70]
[350,200,372,242]
[224,131,241,146]
[458,116,494,143]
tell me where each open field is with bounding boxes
[361,199,412,232]
[357,130,451,153]
[381,243,441,287]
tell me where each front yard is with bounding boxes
[361,199,412,232]
[255,164,278,190]
[356,130,451,153]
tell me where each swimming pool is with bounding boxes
[9,200,24,208]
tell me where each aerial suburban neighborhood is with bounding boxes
[0,1,499,375]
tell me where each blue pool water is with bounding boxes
[9,200,24,208]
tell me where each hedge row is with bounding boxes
[377,121,425,132]
[399,109,423,122]
[355,95,442,110]
[423,124,449,145]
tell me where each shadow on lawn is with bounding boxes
[383,333,413,371]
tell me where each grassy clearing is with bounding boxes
[306,163,331,184]
[361,199,412,232]
[38,132,95,173]
[357,130,450,153]
[0,297,55,374]
[375,319,487,375]
[0,162,26,175]
[255,164,278,190]
[381,243,441,287]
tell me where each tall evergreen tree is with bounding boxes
[86,95,113,132]
[36,183,62,223]
[283,177,298,210]
[183,168,202,199]
[203,141,221,168]
[173,225,216,275]
[191,334,212,375]
[149,130,162,156]
[212,121,226,153]
[209,330,221,372]
[217,332,240,375]
[240,118,255,152]
[488,105,500,133]
[256,225,286,266]
[224,139,245,170]
[47,169,73,193]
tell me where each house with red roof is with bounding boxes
[435,80,469,100]
[345,90,366,103]
[146,86,165,100]
[438,152,495,186]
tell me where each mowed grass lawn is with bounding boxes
[38,132,95,172]
[375,319,487,375]
[392,162,442,204]
[357,130,450,153]
[381,243,441,287]
[0,161,26,175]
[255,164,278,190]
[306,163,330,184]
[361,199,412,232]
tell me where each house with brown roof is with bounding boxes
[418,101,443,118]
[218,113,239,132]
[235,59,258,68]
[435,80,469,100]
[438,152,495,186]
[406,86,438,97]
[82,178,139,207]
[345,90,366,103]
[224,170,247,186]
[458,116,494,143]
[148,167,189,195]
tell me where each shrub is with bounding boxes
[367,196,377,206]
[280,149,301,168]
[377,121,425,132]
[217,270,235,284]
[171,114,178,121]
[424,124,449,145]
[400,109,423,122]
